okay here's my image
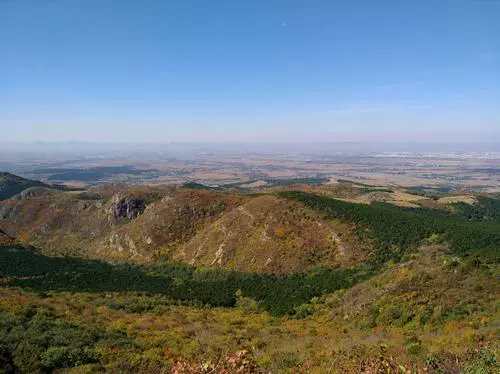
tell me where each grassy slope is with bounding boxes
[179,194,366,274]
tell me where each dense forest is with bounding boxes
[452,196,500,221]
[0,246,371,316]
[279,191,500,263]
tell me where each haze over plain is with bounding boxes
[1,0,499,143]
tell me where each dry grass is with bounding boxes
[438,195,477,205]
[179,194,366,274]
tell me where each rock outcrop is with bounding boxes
[113,196,146,219]
[0,172,49,201]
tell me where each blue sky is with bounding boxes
[1,0,499,142]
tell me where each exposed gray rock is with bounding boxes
[0,205,19,220]
[113,197,145,219]
[10,187,52,200]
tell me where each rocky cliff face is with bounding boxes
[0,204,18,220]
[112,196,146,219]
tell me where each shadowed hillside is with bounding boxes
[0,172,49,200]
[0,241,498,372]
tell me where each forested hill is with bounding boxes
[0,172,49,200]
[279,191,500,264]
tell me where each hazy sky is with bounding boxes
[1,0,499,143]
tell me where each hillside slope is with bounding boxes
[2,178,499,273]
[179,194,365,273]
[0,186,245,262]
[0,184,367,272]
[0,228,14,247]
[0,172,49,200]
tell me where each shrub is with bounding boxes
[293,303,315,319]
[464,349,499,374]
[40,346,99,368]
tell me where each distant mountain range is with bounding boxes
[1,138,500,154]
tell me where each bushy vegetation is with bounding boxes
[337,179,393,192]
[406,185,453,197]
[0,303,107,372]
[263,176,328,186]
[279,191,500,263]
[76,191,105,200]
[220,176,329,189]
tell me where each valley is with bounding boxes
[0,168,499,373]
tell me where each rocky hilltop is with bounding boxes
[0,176,365,273]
